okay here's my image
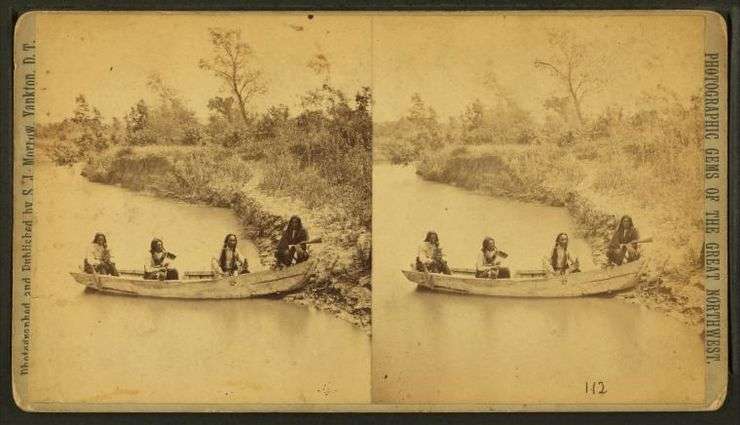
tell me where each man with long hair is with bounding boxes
[416,231,451,275]
[475,236,511,278]
[212,233,249,276]
[543,232,580,275]
[275,215,310,267]
[144,238,179,280]
[607,215,641,265]
[84,233,120,276]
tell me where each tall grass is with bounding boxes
[417,144,585,204]
[83,146,252,207]
[259,156,370,228]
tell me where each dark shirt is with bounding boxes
[609,227,640,249]
[277,227,308,251]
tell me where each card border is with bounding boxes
[1,0,738,422]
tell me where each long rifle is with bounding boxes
[619,237,653,248]
[288,237,323,249]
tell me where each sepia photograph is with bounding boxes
[12,10,727,412]
[13,12,371,409]
[371,12,727,409]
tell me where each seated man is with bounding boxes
[416,231,451,275]
[212,233,249,276]
[475,236,511,279]
[275,216,310,267]
[84,232,120,276]
[144,238,179,280]
[606,215,641,265]
[543,232,580,275]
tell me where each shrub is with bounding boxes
[381,139,418,165]
[125,127,158,146]
[180,123,203,145]
[48,140,80,166]
[449,145,469,157]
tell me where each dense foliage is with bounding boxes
[42,95,109,165]
[255,84,373,227]
[376,93,536,165]
[42,80,371,228]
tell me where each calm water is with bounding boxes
[28,162,370,405]
[372,163,704,405]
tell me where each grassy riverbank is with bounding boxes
[415,143,705,328]
[81,145,371,331]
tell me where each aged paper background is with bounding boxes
[12,11,727,411]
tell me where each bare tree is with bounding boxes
[534,30,606,127]
[199,28,265,126]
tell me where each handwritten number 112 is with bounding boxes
[586,380,607,395]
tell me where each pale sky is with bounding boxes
[35,12,705,124]
[372,13,705,122]
[36,12,371,123]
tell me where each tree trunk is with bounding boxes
[572,95,585,127]
[567,81,585,127]
[231,82,249,127]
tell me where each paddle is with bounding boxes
[90,262,102,289]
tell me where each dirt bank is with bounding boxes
[416,147,705,329]
[230,191,371,332]
[82,146,371,332]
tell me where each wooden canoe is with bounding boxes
[401,260,643,298]
[69,260,313,299]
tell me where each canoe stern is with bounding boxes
[69,272,96,287]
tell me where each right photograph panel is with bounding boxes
[371,12,727,409]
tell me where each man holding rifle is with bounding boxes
[275,215,315,267]
[607,215,644,265]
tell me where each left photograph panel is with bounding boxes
[12,12,372,411]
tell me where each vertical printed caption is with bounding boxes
[13,14,36,408]
[703,51,721,366]
[701,12,728,410]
